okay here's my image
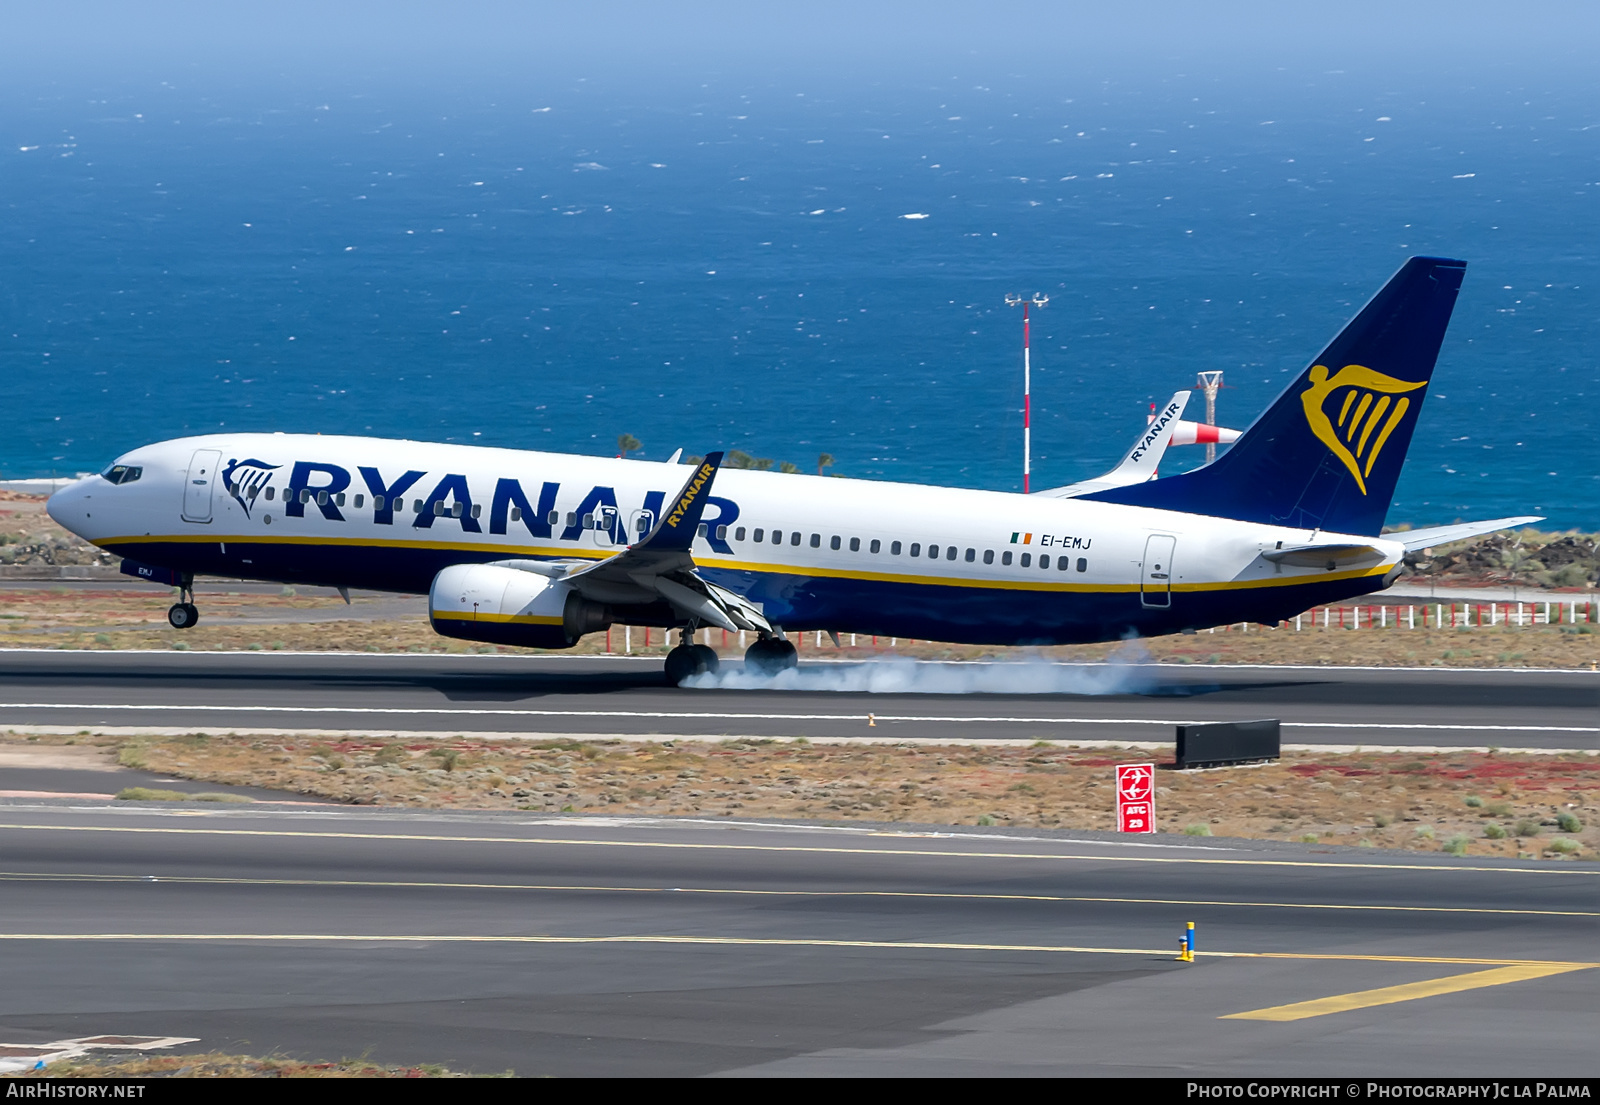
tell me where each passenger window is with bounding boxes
[891,541,902,555]
[300,489,312,504]
[830,535,841,551]
[927,544,938,558]
[1059,557,1071,571]
[566,512,577,527]
[947,547,957,561]
[697,523,708,539]
[965,548,975,563]
[735,527,746,541]
[265,487,276,501]
[353,494,364,509]
[1020,552,1031,567]
[452,502,464,518]
[315,491,327,507]
[415,500,424,513]
[771,530,782,544]
[510,506,522,522]
[849,537,860,552]
[983,549,994,565]
[753,528,764,542]
[909,543,921,557]
[582,514,595,529]
[1002,550,1012,566]
[790,531,801,546]
[248,486,259,500]
[370,493,380,509]
[1040,555,1051,569]
[810,533,820,548]
[716,524,728,540]
[870,539,880,554]
[548,510,560,526]
[335,492,346,507]
[1077,557,1088,572]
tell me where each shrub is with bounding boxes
[1183,824,1212,836]
[1300,834,1319,843]
[1443,835,1471,855]
[1484,802,1512,818]
[1372,814,1392,828]
[190,792,251,803]
[1464,795,1483,808]
[1556,811,1583,833]
[976,814,995,826]
[115,787,189,802]
[93,633,112,646]
[1484,823,1508,839]
[1414,826,1435,840]
[374,743,407,765]
[1514,819,1541,837]
[1545,838,1581,855]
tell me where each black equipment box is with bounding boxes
[1175,719,1280,770]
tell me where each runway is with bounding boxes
[0,651,1594,751]
[0,802,1593,1075]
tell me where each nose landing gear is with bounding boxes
[664,626,720,686]
[167,577,199,629]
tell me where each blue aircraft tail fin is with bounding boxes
[1081,256,1467,536]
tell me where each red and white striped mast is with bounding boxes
[1006,292,1048,493]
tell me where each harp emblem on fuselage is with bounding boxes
[1299,364,1427,495]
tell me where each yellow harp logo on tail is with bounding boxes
[1300,364,1427,495]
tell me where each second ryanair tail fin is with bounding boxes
[1082,257,1467,536]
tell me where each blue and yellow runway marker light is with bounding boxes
[1177,921,1195,963]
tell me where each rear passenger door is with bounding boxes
[1140,534,1176,608]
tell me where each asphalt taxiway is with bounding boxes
[0,651,1594,751]
[0,801,1593,1076]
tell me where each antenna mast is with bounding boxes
[1006,292,1048,493]
[1196,370,1224,464]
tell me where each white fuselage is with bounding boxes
[47,433,1403,645]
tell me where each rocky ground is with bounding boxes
[13,731,1594,860]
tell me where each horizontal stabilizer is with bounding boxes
[1262,542,1388,570]
[1034,392,1189,499]
[1393,516,1544,552]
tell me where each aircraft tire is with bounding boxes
[664,644,710,687]
[743,637,798,675]
[690,644,720,675]
[168,603,199,629]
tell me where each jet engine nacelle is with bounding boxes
[428,563,608,650]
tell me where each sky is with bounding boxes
[6,2,1598,86]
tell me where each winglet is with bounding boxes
[636,451,725,551]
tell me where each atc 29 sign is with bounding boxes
[1115,764,1155,833]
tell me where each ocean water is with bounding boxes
[2,66,1596,527]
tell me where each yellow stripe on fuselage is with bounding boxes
[431,611,563,626]
[97,533,1390,594]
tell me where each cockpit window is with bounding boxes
[101,465,143,485]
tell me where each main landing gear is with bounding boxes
[743,634,797,676]
[664,626,720,686]
[168,578,199,629]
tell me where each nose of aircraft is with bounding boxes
[46,477,96,540]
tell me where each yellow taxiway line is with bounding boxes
[1222,962,1593,1022]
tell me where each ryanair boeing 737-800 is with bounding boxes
[45,257,1538,684]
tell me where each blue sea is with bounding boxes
[3,62,1597,527]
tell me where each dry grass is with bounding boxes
[24,730,1594,859]
[4,1050,484,1078]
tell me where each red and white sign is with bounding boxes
[1115,763,1156,833]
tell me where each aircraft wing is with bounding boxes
[1032,391,1190,498]
[1390,516,1545,553]
[493,451,774,635]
